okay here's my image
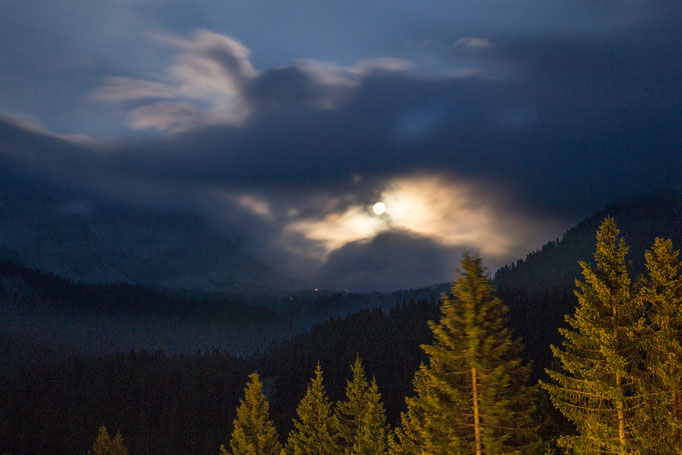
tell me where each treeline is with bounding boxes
[0,300,438,454]
[3,217,682,454]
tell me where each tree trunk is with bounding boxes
[613,302,626,455]
[673,391,682,455]
[471,367,482,455]
[616,373,626,455]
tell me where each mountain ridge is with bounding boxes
[0,169,295,294]
[493,192,682,293]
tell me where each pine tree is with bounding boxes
[220,372,282,455]
[88,426,127,455]
[335,355,388,455]
[391,253,539,454]
[352,378,388,455]
[285,363,340,455]
[541,217,642,454]
[635,238,682,454]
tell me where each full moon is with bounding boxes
[372,201,386,215]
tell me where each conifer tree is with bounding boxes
[541,217,642,454]
[219,372,282,455]
[352,378,388,455]
[635,238,682,454]
[335,355,388,455]
[88,426,127,455]
[391,253,539,454]
[285,363,340,455]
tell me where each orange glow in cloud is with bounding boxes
[284,174,557,261]
[286,205,386,254]
[380,175,513,257]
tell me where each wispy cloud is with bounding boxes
[93,30,256,132]
[0,113,96,146]
[453,37,491,50]
[286,205,386,256]
[92,77,176,102]
[229,193,273,219]
[93,30,412,132]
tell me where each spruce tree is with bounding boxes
[352,378,388,455]
[88,426,127,455]
[220,372,282,455]
[335,355,388,455]
[285,363,340,455]
[391,253,539,454]
[541,217,642,454]
[635,238,682,454]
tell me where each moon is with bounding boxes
[372,201,386,215]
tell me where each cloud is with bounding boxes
[126,101,205,133]
[297,57,412,87]
[453,37,491,50]
[285,205,386,257]
[380,175,514,257]
[284,174,559,265]
[92,77,176,102]
[2,9,681,290]
[93,30,257,131]
[0,113,95,146]
[162,30,255,110]
[228,193,273,219]
[93,30,413,132]
[314,231,466,291]
[3,0,676,138]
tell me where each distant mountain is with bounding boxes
[493,193,682,293]
[0,171,293,294]
[0,260,298,368]
[0,256,451,374]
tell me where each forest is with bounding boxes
[1,216,681,454]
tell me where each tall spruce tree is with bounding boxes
[219,372,282,455]
[88,426,127,455]
[285,363,340,455]
[635,238,682,454]
[335,356,388,455]
[353,379,389,455]
[391,253,539,455]
[541,217,642,454]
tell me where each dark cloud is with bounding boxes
[315,231,465,292]
[0,1,681,290]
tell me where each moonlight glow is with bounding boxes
[373,201,386,215]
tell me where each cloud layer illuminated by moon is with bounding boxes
[2,0,680,291]
[282,174,559,266]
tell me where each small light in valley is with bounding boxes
[373,201,386,215]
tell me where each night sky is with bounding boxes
[1,0,680,290]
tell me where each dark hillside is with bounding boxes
[494,193,682,293]
[0,261,297,363]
